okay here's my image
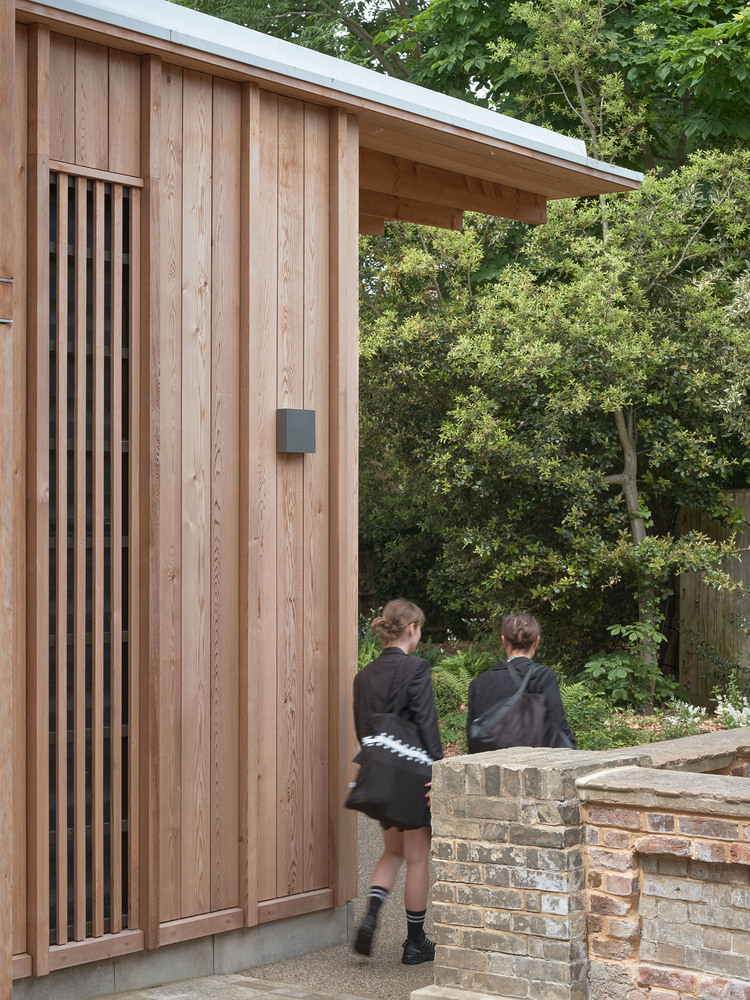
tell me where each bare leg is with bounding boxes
[370,825,405,890]
[402,826,431,912]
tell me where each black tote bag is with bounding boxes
[469,661,574,752]
[346,666,433,829]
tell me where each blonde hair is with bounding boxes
[371,599,425,644]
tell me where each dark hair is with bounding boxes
[371,598,425,644]
[501,613,542,652]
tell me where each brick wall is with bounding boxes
[412,729,750,1000]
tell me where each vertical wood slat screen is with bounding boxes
[48,171,139,945]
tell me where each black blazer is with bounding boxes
[466,656,576,754]
[354,647,443,763]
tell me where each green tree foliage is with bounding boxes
[360,149,750,668]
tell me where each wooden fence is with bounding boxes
[679,491,750,701]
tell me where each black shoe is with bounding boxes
[354,913,377,956]
[401,936,435,965]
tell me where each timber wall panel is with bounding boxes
[303,103,331,894]
[13,21,28,963]
[15,10,360,971]
[180,66,212,921]
[210,77,241,914]
[159,61,184,925]
[254,89,280,907]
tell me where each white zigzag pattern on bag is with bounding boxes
[361,733,434,765]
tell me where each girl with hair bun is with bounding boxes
[352,599,443,965]
[466,612,575,754]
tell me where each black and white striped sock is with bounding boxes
[406,907,426,942]
[366,885,389,920]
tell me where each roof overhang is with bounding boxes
[16,0,643,232]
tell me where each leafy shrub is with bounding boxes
[441,646,496,679]
[416,637,447,667]
[439,709,468,752]
[582,622,679,709]
[560,683,638,750]
[654,700,710,740]
[358,632,380,671]
[431,669,467,717]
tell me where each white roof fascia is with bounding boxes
[37,0,643,186]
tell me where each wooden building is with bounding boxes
[0,1,641,996]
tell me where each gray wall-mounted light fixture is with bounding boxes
[277,408,316,454]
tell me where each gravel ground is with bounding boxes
[246,813,436,1000]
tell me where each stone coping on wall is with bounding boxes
[577,764,750,816]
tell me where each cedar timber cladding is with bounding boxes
[5,0,640,992]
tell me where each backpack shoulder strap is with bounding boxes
[474,661,540,732]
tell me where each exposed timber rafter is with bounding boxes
[360,147,548,225]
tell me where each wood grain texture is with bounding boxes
[72,174,87,944]
[75,39,108,169]
[1,4,15,993]
[48,930,144,971]
[210,77,241,913]
[359,188,463,230]
[128,184,142,932]
[139,51,162,951]
[110,185,124,935]
[254,89,279,905]
[158,61,183,925]
[359,148,547,224]
[276,95,305,900]
[54,171,69,948]
[109,49,141,177]
[328,110,359,908]
[91,179,106,939]
[180,68,212,918]
[157,908,243,946]
[26,21,51,976]
[49,32,75,163]
[302,103,330,893]
[239,81,261,928]
[12,21,29,963]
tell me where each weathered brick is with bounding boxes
[432,903,484,927]
[648,991,679,1000]
[608,916,641,940]
[590,937,635,959]
[457,884,522,908]
[696,973,733,998]
[602,828,631,848]
[466,797,519,821]
[647,814,676,834]
[525,891,541,912]
[704,926,732,951]
[541,892,583,915]
[484,910,512,931]
[434,924,457,945]
[588,847,636,871]
[522,767,543,799]
[457,884,523,909]
[435,861,483,884]
[730,844,750,865]
[432,839,456,860]
[732,887,750,910]
[473,971,529,998]
[637,963,699,992]
[604,872,640,896]
[484,765,502,798]
[470,843,526,865]
[694,840,729,863]
[587,870,602,889]
[703,883,733,906]
[656,899,687,922]
[588,807,642,829]
[588,911,603,933]
[512,867,582,892]
[436,945,488,971]
[678,816,739,840]
[456,841,469,862]
[642,874,701,901]
[536,801,581,826]
[515,955,573,984]
[586,827,600,845]
[433,882,457,903]
[484,865,511,887]
[635,836,690,857]
[509,823,581,849]
[589,892,631,916]
[476,930,528,955]
[537,846,584,871]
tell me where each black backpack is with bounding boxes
[468,660,574,753]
